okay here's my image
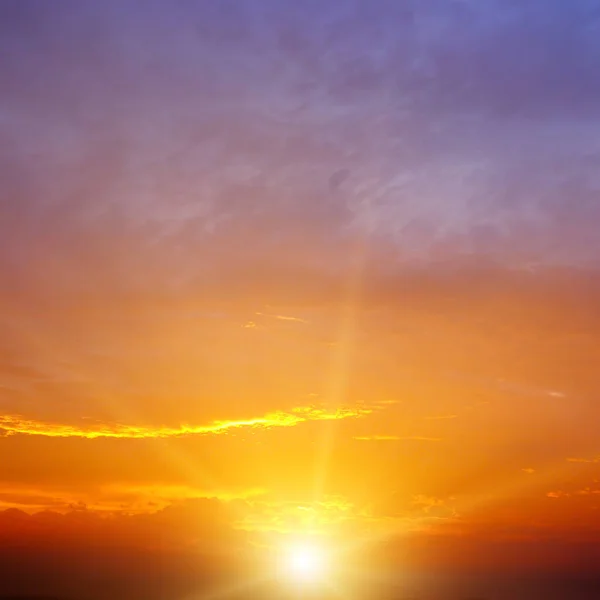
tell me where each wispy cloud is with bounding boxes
[0,483,265,513]
[411,495,458,519]
[353,435,441,442]
[255,312,308,324]
[0,406,372,440]
[547,488,600,498]
[98,483,266,511]
[567,456,600,463]
[375,399,400,407]
[424,414,458,420]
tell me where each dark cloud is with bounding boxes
[0,501,249,600]
[1,498,599,600]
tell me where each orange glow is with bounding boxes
[4,1,600,597]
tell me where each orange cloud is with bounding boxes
[567,456,600,463]
[255,312,308,323]
[547,488,600,498]
[0,406,371,440]
[99,483,266,508]
[425,414,458,420]
[0,482,266,515]
[353,435,441,442]
[411,495,457,519]
[0,499,245,597]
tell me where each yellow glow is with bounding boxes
[280,542,328,585]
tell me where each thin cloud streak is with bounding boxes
[255,312,308,323]
[424,414,458,420]
[0,406,372,440]
[353,435,442,442]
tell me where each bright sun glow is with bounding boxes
[281,542,327,585]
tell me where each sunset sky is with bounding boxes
[2,1,600,598]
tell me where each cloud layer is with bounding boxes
[2,2,600,597]
[2,0,600,295]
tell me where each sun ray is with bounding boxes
[312,202,375,509]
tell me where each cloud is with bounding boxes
[567,456,600,463]
[411,495,458,519]
[522,468,535,474]
[353,435,441,442]
[0,489,71,511]
[235,495,360,535]
[0,405,371,440]
[547,488,600,498]
[371,492,456,523]
[424,414,458,420]
[255,312,308,324]
[0,500,248,600]
[2,0,600,290]
[0,482,261,513]
[577,489,600,496]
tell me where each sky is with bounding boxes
[2,0,600,598]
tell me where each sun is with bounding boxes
[280,541,328,585]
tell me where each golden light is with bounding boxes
[279,541,329,585]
